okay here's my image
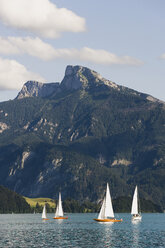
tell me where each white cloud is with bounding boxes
[9,37,57,60]
[75,47,143,66]
[0,37,20,55]
[0,57,45,90]
[0,0,86,38]
[0,36,143,66]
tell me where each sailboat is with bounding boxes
[53,192,68,219]
[131,186,142,221]
[42,204,49,220]
[94,183,123,222]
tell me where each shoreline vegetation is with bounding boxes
[25,196,163,214]
[0,186,163,214]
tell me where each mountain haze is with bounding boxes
[0,65,164,208]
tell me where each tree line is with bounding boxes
[0,185,162,213]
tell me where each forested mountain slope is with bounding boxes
[0,185,30,213]
[0,65,164,208]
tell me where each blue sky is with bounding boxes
[0,0,165,102]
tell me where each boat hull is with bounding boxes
[132,216,142,221]
[42,218,50,220]
[94,218,122,222]
[53,217,68,220]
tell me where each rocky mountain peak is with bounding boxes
[64,65,101,79]
[17,65,117,99]
[16,80,60,99]
[16,65,162,103]
[16,65,121,99]
[61,65,114,90]
[17,81,43,99]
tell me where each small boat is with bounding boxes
[131,186,142,221]
[42,204,49,220]
[94,183,122,222]
[53,192,68,220]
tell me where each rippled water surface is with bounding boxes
[0,213,164,247]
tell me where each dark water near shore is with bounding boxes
[0,213,164,247]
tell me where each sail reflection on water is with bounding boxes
[100,222,114,247]
[132,220,140,248]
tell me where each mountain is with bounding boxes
[16,81,60,99]
[0,65,165,209]
[0,185,31,213]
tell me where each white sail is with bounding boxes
[55,203,59,217]
[98,197,105,219]
[131,186,138,215]
[42,205,47,219]
[105,183,114,218]
[97,183,114,219]
[55,192,64,217]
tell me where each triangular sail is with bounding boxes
[105,183,114,218]
[98,197,105,219]
[55,192,64,217]
[131,186,138,215]
[42,205,47,219]
[97,183,114,219]
[55,202,59,217]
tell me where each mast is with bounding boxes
[138,188,141,214]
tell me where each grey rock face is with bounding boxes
[16,81,60,99]
[16,65,118,100]
[61,65,84,90]
[61,65,110,90]
[16,65,162,104]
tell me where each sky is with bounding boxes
[0,0,165,102]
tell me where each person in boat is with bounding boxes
[133,214,139,217]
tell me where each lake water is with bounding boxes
[0,213,164,248]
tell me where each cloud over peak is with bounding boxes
[0,36,143,66]
[0,0,86,38]
[0,57,44,90]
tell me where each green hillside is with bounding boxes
[24,197,55,208]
